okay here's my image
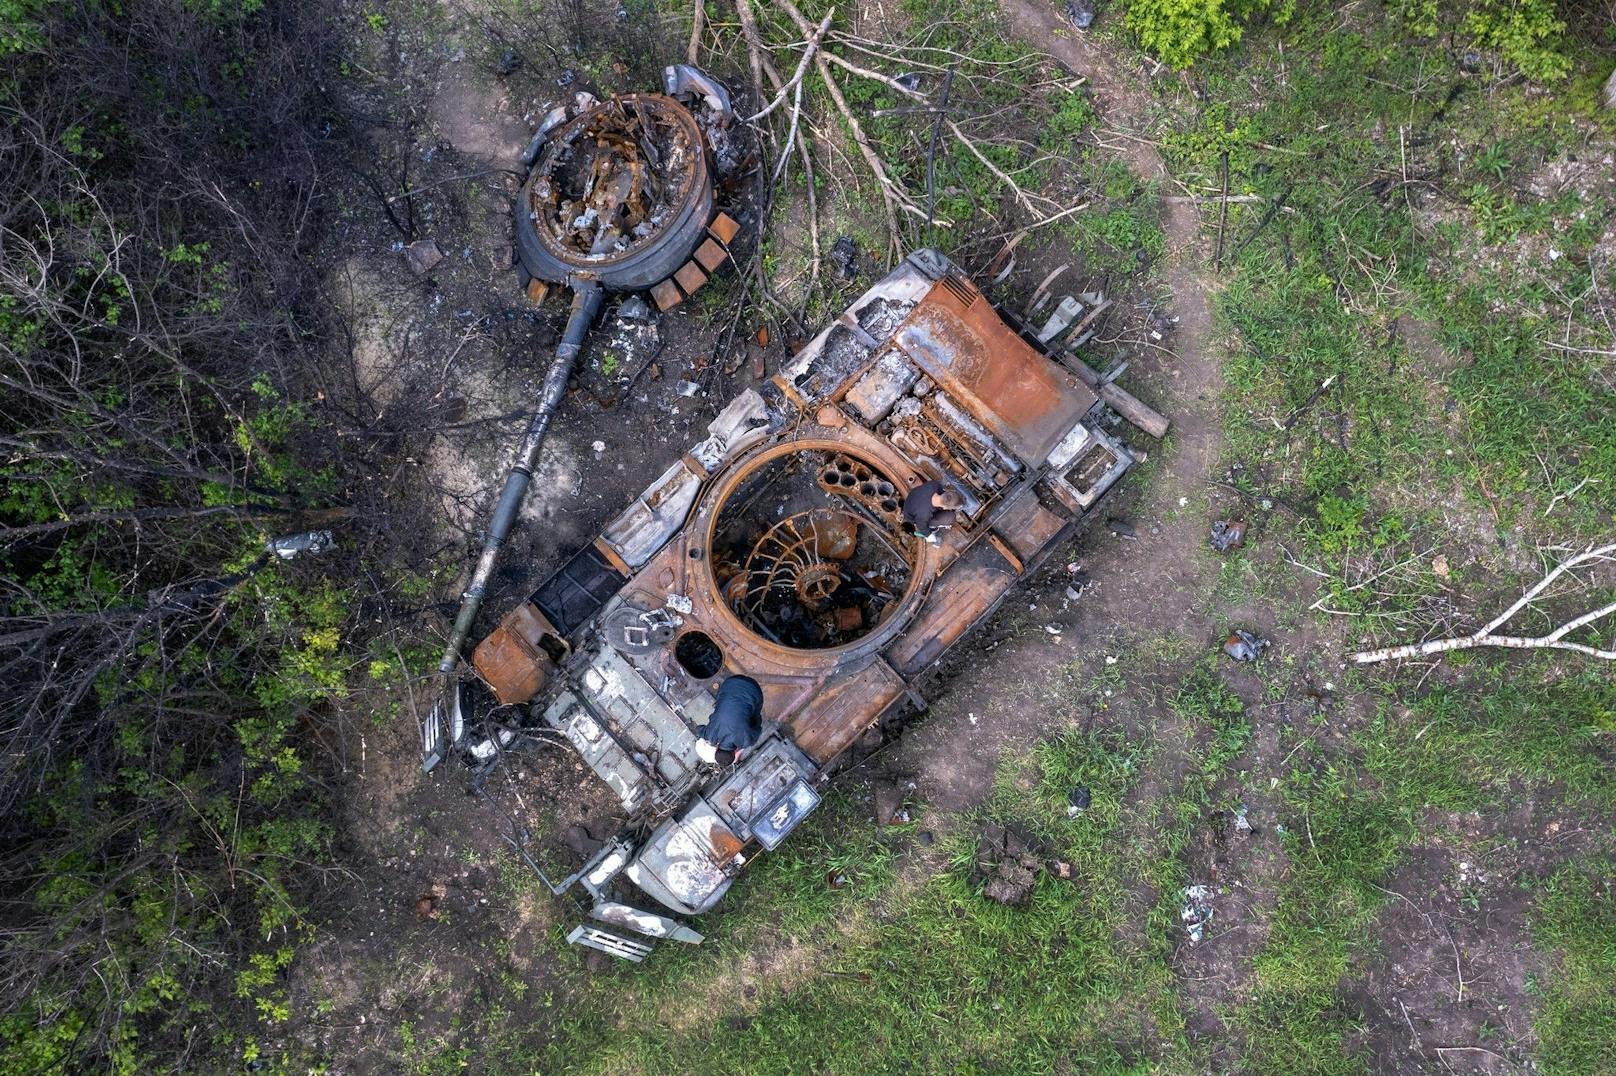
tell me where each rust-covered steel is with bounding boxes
[459,249,1158,944]
[428,70,744,759]
[513,82,742,306]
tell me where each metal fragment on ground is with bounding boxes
[1037,296,1085,344]
[1181,884,1215,943]
[830,235,858,280]
[405,239,444,275]
[1223,629,1269,662]
[265,529,335,559]
[1209,518,1247,552]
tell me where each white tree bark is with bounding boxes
[1350,543,1616,665]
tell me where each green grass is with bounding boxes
[1234,763,1413,1074]
[526,726,1190,1074]
[511,647,1282,1074]
[1229,661,1616,1071]
[1162,7,1615,589]
[1531,861,1616,1075]
[1361,667,1616,811]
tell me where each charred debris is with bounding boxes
[420,62,1169,963]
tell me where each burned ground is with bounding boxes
[4,0,1614,1072]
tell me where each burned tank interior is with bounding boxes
[710,450,918,650]
[529,96,696,261]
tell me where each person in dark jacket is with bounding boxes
[902,479,964,541]
[696,674,764,766]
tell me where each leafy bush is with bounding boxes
[1464,0,1571,81]
[0,0,370,1069]
[1125,0,1294,68]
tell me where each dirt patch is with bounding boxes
[429,68,534,169]
[1344,796,1615,1072]
[891,0,1229,816]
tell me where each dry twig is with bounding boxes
[1351,542,1616,664]
[777,0,905,257]
[687,0,704,64]
[746,10,834,123]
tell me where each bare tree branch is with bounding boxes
[1350,543,1616,665]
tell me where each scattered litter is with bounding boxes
[830,235,859,281]
[1064,585,1081,601]
[1234,802,1253,837]
[755,325,770,347]
[665,593,694,615]
[1223,629,1269,662]
[1109,518,1137,541]
[674,379,702,397]
[265,530,335,560]
[1104,654,1117,665]
[404,238,444,275]
[1209,519,1247,552]
[1065,0,1096,29]
[1432,554,1451,580]
[826,870,849,889]
[1066,786,1091,818]
[1178,496,1188,508]
[1181,884,1215,943]
[893,72,922,91]
[1050,860,1076,879]
[591,440,606,453]
[1045,622,1065,635]
[496,50,522,76]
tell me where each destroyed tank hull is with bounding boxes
[447,250,1153,955]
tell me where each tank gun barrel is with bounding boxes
[437,279,605,677]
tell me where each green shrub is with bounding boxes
[1465,0,1571,81]
[1125,0,1293,68]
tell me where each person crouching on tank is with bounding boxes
[695,674,763,766]
[902,480,964,545]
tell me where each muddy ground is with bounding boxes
[282,1,1614,1072]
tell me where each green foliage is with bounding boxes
[1125,0,1293,68]
[1044,88,1099,146]
[1388,0,1442,35]
[1464,0,1571,81]
[0,0,45,55]
[0,1,354,1067]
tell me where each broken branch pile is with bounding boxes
[706,0,1087,295]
